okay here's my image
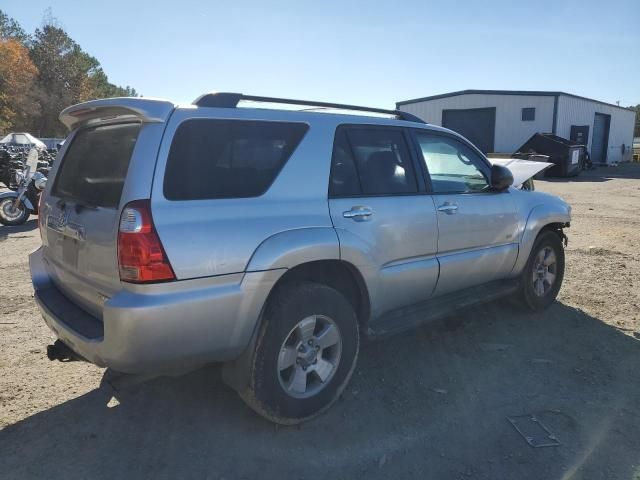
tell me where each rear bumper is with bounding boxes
[29,247,283,374]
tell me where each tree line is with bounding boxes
[0,9,137,138]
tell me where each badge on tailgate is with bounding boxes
[47,209,85,241]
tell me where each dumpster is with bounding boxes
[512,133,586,177]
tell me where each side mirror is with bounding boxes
[490,164,513,191]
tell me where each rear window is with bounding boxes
[163,119,308,200]
[52,123,141,208]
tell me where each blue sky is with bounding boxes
[4,0,639,108]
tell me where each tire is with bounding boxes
[239,281,359,424]
[0,197,29,226]
[517,230,565,311]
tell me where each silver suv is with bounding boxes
[30,93,570,424]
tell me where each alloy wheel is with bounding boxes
[277,315,342,399]
[532,246,557,297]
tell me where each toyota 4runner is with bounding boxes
[30,93,570,424]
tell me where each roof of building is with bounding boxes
[0,132,47,149]
[396,89,634,112]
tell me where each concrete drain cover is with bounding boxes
[507,414,561,448]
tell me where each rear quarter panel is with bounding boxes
[150,107,337,279]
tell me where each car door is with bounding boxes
[411,129,519,296]
[328,125,439,320]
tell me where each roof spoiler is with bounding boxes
[192,92,427,124]
[59,97,175,131]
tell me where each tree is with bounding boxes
[82,65,138,100]
[0,39,39,132]
[0,10,29,43]
[0,9,138,136]
[30,22,140,136]
[29,25,89,135]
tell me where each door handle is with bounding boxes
[437,203,458,214]
[343,207,373,219]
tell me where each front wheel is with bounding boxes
[239,281,359,424]
[517,230,565,311]
[0,197,30,226]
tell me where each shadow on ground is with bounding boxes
[1,302,639,479]
[0,218,37,241]
[544,162,640,183]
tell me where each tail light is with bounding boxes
[118,200,175,283]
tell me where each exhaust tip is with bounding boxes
[46,340,78,362]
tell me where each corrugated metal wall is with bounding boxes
[556,96,636,164]
[398,94,555,153]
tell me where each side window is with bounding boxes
[522,107,535,121]
[329,129,361,197]
[329,127,418,197]
[164,119,308,200]
[414,132,489,194]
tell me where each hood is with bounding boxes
[487,157,552,187]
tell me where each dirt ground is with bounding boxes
[1,164,639,480]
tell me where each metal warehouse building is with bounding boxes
[397,90,636,164]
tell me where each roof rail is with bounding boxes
[192,92,426,123]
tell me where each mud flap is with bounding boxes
[222,343,256,393]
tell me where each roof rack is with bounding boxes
[192,92,426,124]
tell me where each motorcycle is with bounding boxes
[0,149,25,190]
[0,145,55,190]
[0,149,48,226]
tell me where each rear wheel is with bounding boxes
[0,197,29,226]
[239,281,359,424]
[517,230,565,311]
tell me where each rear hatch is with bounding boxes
[41,98,174,318]
[42,123,142,317]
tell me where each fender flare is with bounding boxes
[245,227,340,272]
[224,227,341,392]
[512,203,571,274]
[0,191,34,211]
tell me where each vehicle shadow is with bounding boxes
[1,301,639,479]
[0,218,37,242]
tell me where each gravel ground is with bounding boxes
[1,164,639,480]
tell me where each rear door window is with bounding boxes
[52,123,141,208]
[329,126,418,197]
[329,128,361,197]
[163,119,308,200]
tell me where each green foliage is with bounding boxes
[0,10,28,42]
[0,8,138,136]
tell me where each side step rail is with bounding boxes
[368,280,519,337]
